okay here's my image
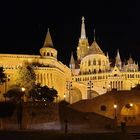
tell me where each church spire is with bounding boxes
[116,49,121,59]
[115,49,122,69]
[106,52,109,59]
[43,28,53,48]
[94,29,96,41]
[80,16,86,39]
[69,52,75,69]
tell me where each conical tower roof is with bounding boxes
[87,29,104,55]
[70,52,75,64]
[43,28,54,48]
[88,41,104,55]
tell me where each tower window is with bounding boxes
[47,52,50,56]
[93,59,96,65]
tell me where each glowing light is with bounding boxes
[64,93,66,98]
[21,87,25,92]
[113,104,117,109]
[130,103,133,107]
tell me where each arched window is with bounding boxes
[93,59,96,65]
[93,69,96,74]
[47,52,50,56]
[98,60,101,65]
[88,60,91,66]
[99,69,102,73]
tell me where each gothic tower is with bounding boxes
[77,17,89,62]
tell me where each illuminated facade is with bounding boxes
[70,17,140,102]
[0,17,140,103]
[0,29,71,101]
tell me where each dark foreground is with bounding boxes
[0,130,135,140]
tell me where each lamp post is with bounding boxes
[64,93,66,101]
[21,87,26,102]
[66,81,72,103]
[113,104,117,119]
[113,104,117,128]
[17,87,25,130]
[87,81,93,99]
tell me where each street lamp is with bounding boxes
[113,104,117,119]
[113,104,118,128]
[66,81,72,103]
[87,81,93,99]
[64,93,66,101]
[21,87,26,102]
[130,103,133,107]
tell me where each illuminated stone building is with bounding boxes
[0,17,140,104]
[70,17,140,103]
[0,29,71,101]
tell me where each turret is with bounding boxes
[40,28,57,59]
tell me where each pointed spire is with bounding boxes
[116,49,121,59]
[106,52,109,59]
[94,29,96,41]
[69,52,75,69]
[80,16,86,39]
[43,28,53,48]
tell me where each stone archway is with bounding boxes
[70,87,82,103]
[87,90,99,99]
[120,103,140,125]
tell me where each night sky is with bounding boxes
[1,1,140,66]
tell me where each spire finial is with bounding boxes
[106,52,109,59]
[43,28,53,48]
[117,49,120,59]
[82,16,85,22]
[94,28,96,41]
[80,16,86,39]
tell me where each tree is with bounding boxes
[4,85,23,102]
[13,64,36,93]
[0,67,6,84]
[28,84,58,102]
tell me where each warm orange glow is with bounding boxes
[64,93,66,98]
[130,103,133,107]
[114,104,117,109]
[21,87,25,92]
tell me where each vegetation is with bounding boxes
[4,85,24,102]
[13,64,36,92]
[28,83,58,102]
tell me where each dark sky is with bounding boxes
[1,1,140,66]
